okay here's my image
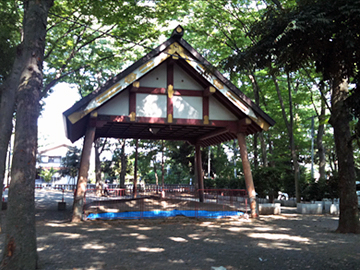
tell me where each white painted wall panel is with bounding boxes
[173,96,202,119]
[209,96,238,120]
[97,90,129,115]
[139,63,167,88]
[136,94,167,118]
[174,64,203,90]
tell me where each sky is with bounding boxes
[38,83,81,147]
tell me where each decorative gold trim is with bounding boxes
[167,114,173,123]
[167,84,174,98]
[203,115,209,125]
[139,59,155,74]
[124,73,137,84]
[249,116,270,131]
[90,111,98,118]
[172,54,179,60]
[130,112,136,122]
[213,79,224,89]
[133,81,140,88]
[176,26,182,33]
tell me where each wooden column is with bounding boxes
[133,139,139,198]
[195,144,204,202]
[72,124,96,222]
[237,133,258,218]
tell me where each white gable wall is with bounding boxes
[136,94,167,118]
[173,96,202,119]
[174,64,203,90]
[209,96,238,121]
[139,63,167,88]
[97,90,129,115]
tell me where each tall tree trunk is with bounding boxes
[317,98,326,181]
[154,161,158,193]
[267,133,275,167]
[272,73,300,202]
[133,139,138,197]
[1,1,54,268]
[260,132,268,167]
[0,52,23,211]
[249,71,260,170]
[94,138,102,196]
[330,78,359,233]
[161,140,165,188]
[119,140,126,188]
[253,134,259,170]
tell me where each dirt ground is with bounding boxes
[1,190,360,270]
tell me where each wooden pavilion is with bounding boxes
[63,26,275,221]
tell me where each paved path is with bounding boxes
[35,189,74,223]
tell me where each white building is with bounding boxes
[36,144,75,186]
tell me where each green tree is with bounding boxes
[59,146,81,185]
[1,1,54,267]
[239,0,360,233]
[39,167,57,183]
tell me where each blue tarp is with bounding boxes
[86,209,244,220]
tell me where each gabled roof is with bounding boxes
[63,26,275,144]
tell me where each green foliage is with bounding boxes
[59,146,81,181]
[0,0,21,83]
[39,167,57,182]
[42,0,162,98]
[102,140,132,182]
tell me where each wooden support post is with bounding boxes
[195,144,204,202]
[237,133,258,218]
[133,139,139,198]
[72,124,96,222]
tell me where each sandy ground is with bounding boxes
[1,190,360,270]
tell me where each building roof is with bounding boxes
[63,26,275,146]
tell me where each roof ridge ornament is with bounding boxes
[171,25,184,39]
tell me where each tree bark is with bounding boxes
[154,161,158,193]
[260,132,268,167]
[330,78,359,233]
[119,140,126,189]
[317,98,326,181]
[161,140,165,188]
[272,73,300,202]
[267,132,275,167]
[249,71,260,170]
[0,44,23,212]
[133,139,138,198]
[195,144,204,202]
[72,125,95,222]
[1,1,54,268]
[237,133,258,217]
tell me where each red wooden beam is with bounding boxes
[174,90,203,96]
[129,91,136,121]
[203,96,209,125]
[136,87,167,95]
